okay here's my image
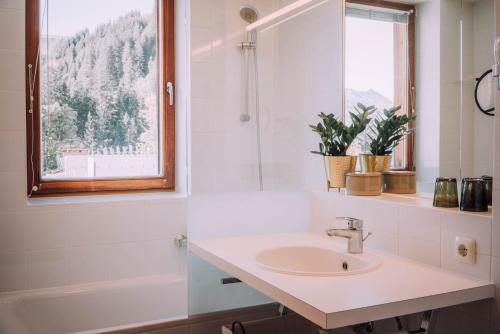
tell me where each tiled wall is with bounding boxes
[190,0,343,193]
[310,191,494,333]
[190,0,279,193]
[310,191,493,280]
[0,0,188,293]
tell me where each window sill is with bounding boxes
[27,191,188,207]
[311,189,492,218]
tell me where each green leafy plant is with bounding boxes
[367,106,416,155]
[310,104,375,156]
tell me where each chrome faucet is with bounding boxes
[326,217,372,254]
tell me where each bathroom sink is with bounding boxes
[255,246,380,276]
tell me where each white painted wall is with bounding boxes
[0,0,189,292]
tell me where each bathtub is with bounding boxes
[0,274,187,334]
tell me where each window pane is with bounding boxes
[345,15,409,169]
[39,0,160,180]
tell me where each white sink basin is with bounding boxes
[255,246,380,276]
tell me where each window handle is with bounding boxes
[166,81,174,106]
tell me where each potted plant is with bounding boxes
[363,105,416,172]
[310,104,374,189]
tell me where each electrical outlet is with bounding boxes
[454,236,476,265]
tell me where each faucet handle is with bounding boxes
[336,217,363,230]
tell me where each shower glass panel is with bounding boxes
[188,0,343,315]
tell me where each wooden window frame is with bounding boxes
[25,0,176,196]
[345,0,416,171]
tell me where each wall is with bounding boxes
[0,0,188,293]
[272,0,344,191]
[190,0,343,193]
[190,0,279,194]
[310,191,493,333]
[490,2,500,332]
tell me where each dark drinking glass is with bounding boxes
[460,178,488,212]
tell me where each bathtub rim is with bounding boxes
[0,273,186,304]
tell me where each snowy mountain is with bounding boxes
[345,88,394,116]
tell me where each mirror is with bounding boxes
[343,0,495,193]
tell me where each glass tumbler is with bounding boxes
[460,178,488,212]
[433,177,459,208]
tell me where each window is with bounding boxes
[26,0,175,196]
[345,0,415,170]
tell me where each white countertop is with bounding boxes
[190,233,495,329]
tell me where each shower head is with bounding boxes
[240,6,259,23]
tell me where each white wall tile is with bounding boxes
[69,246,112,284]
[0,8,24,51]
[0,251,26,291]
[25,209,68,251]
[0,212,25,252]
[109,242,146,280]
[0,0,24,10]
[191,62,214,99]
[399,235,441,267]
[190,0,212,29]
[0,50,24,91]
[365,232,398,254]
[363,200,399,235]
[191,28,213,63]
[441,211,492,255]
[144,199,186,240]
[109,204,146,243]
[0,172,27,211]
[0,89,25,131]
[399,205,441,243]
[0,131,25,173]
[67,206,114,247]
[309,191,337,233]
[441,243,491,280]
[335,196,398,235]
[28,249,69,289]
[144,239,182,275]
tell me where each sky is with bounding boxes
[345,16,395,100]
[42,0,156,37]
